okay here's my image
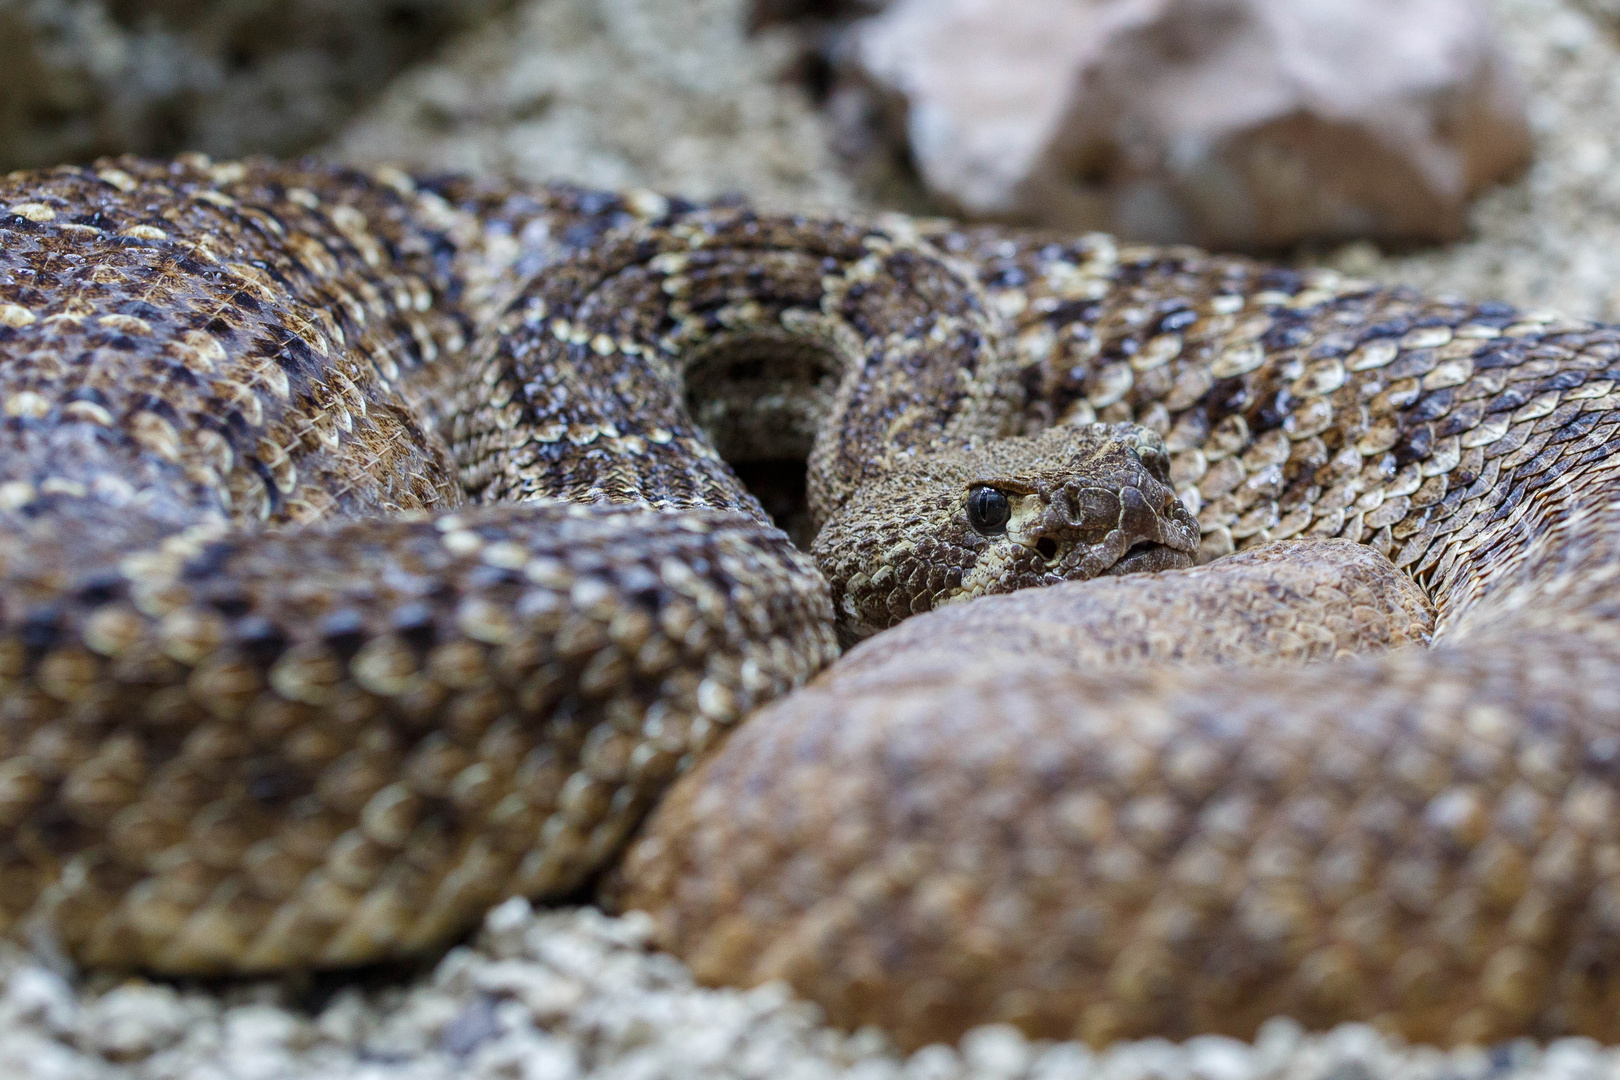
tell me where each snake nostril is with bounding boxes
[1035,536,1058,561]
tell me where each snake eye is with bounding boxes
[966,485,1011,535]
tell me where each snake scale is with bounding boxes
[2,155,1620,1053]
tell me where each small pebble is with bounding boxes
[0,966,78,1036]
[440,995,502,1057]
[79,983,192,1061]
[909,1044,965,1080]
[1030,1042,1096,1080]
[1184,1036,1255,1080]
[961,1025,1034,1078]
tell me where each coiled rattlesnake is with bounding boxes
[0,156,1617,1052]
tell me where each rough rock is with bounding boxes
[0,0,505,171]
[843,0,1533,247]
[1346,0,1620,320]
[330,0,859,211]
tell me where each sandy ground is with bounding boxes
[330,0,859,211]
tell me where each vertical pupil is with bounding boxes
[969,487,1009,532]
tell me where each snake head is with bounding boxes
[813,423,1199,639]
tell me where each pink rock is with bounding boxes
[846,0,1532,247]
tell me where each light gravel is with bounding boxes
[7,900,1620,1080]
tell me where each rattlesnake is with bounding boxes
[1,155,1619,1053]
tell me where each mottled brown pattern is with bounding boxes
[0,156,851,974]
[619,234,1620,1049]
[1,155,1619,1054]
[820,539,1437,678]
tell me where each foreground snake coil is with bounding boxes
[1,155,1619,1050]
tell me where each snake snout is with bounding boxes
[1015,475,1198,579]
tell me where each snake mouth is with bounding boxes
[1110,539,1195,576]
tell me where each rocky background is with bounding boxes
[5,0,1620,1077]
[8,0,1620,314]
[0,1,511,168]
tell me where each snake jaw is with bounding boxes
[1000,463,1199,581]
[815,423,1204,638]
[946,437,1202,600]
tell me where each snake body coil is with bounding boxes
[1,156,1620,1051]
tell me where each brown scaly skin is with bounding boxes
[0,154,1617,1052]
[0,155,1182,976]
[818,538,1437,679]
[618,238,1620,1046]
[0,156,844,973]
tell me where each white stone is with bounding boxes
[78,983,193,1062]
[1098,1037,1184,1080]
[1250,1016,1304,1075]
[472,959,588,1021]
[1030,1041,1097,1080]
[961,1024,1036,1077]
[0,1031,100,1080]
[1541,1038,1607,1080]
[0,964,79,1036]
[315,987,372,1048]
[213,1004,316,1080]
[483,896,537,960]
[1,904,1612,1080]
[907,1043,965,1080]
[467,1029,580,1080]
[1184,1035,1257,1080]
